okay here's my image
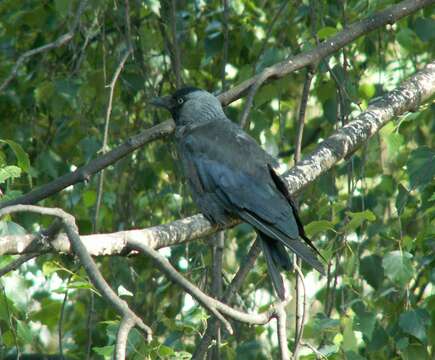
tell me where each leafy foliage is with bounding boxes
[0,0,434,359]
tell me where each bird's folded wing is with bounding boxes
[182,123,323,272]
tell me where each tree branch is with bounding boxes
[293,66,314,359]
[94,6,132,231]
[218,0,433,106]
[276,301,290,360]
[0,120,175,209]
[2,61,433,256]
[0,1,88,93]
[0,0,429,209]
[115,316,135,360]
[128,238,281,329]
[193,239,261,360]
[170,0,182,88]
[0,0,435,209]
[0,205,153,348]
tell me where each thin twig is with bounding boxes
[293,264,307,359]
[0,205,153,344]
[85,292,94,360]
[239,68,273,128]
[276,301,290,360]
[300,342,328,359]
[128,238,277,331]
[59,273,74,359]
[221,0,229,91]
[218,0,431,106]
[0,253,39,277]
[72,13,101,74]
[193,240,261,360]
[0,0,88,93]
[94,0,132,232]
[252,1,289,74]
[170,0,182,88]
[0,0,428,210]
[209,231,224,359]
[115,316,136,360]
[293,66,314,358]
[294,68,315,163]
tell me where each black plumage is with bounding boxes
[151,87,323,299]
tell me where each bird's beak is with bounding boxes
[149,95,173,110]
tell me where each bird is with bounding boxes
[150,87,324,300]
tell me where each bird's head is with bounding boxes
[150,87,225,126]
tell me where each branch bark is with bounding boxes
[0,205,153,352]
[2,61,433,256]
[218,0,433,106]
[0,120,175,209]
[1,0,429,210]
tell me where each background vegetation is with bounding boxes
[0,0,434,359]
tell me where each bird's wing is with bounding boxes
[181,119,324,273]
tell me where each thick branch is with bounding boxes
[1,0,429,209]
[2,61,433,256]
[0,120,175,209]
[218,0,433,105]
[281,61,435,194]
[0,205,153,344]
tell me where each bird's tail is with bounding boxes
[259,233,292,300]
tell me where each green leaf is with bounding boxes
[0,140,31,173]
[399,309,430,343]
[397,28,420,50]
[379,122,403,161]
[396,183,409,215]
[342,317,358,352]
[317,26,338,39]
[407,147,435,189]
[414,17,435,42]
[254,83,280,107]
[16,320,33,343]
[93,345,115,357]
[158,345,175,356]
[345,210,376,232]
[354,310,376,340]
[382,251,414,285]
[42,261,62,276]
[360,255,384,289]
[344,351,367,360]
[401,343,430,360]
[304,220,336,237]
[55,0,70,17]
[0,221,27,236]
[313,313,340,332]
[83,189,97,207]
[0,165,21,183]
[367,323,389,351]
[359,83,376,99]
[68,280,94,290]
[30,298,62,329]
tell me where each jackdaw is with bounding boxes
[151,87,323,299]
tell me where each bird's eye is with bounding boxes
[177,98,184,104]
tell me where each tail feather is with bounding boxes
[259,235,287,300]
[269,238,293,271]
[240,210,325,275]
